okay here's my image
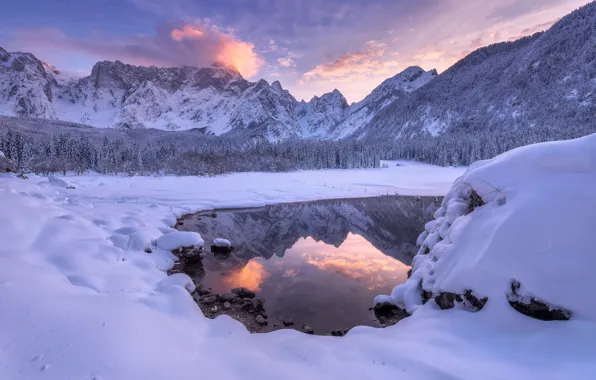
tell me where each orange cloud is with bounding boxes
[169,21,263,78]
[303,40,399,83]
[171,25,204,41]
[215,38,262,78]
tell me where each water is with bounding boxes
[178,196,439,333]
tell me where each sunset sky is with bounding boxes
[0,0,591,103]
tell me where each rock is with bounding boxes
[211,245,234,253]
[242,300,253,311]
[144,247,152,254]
[232,297,244,305]
[255,315,268,325]
[507,280,571,321]
[374,301,409,326]
[211,238,233,253]
[223,302,231,309]
[433,290,488,312]
[331,330,345,337]
[202,296,217,305]
[220,292,238,302]
[196,284,211,296]
[301,325,314,335]
[468,189,485,213]
[232,287,256,299]
[407,268,412,278]
[282,318,294,327]
[251,299,265,312]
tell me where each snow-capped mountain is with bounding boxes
[0,47,56,119]
[358,2,596,142]
[0,47,435,141]
[328,66,437,139]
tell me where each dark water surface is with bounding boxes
[178,196,439,333]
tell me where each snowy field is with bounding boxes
[1,155,595,379]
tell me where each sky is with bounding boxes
[0,0,591,103]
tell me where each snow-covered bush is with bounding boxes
[378,134,596,321]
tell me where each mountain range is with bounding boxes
[1,2,595,143]
[0,46,435,141]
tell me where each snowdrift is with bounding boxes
[379,133,596,321]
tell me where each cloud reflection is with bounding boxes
[293,233,409,290]
[221,260,269,292]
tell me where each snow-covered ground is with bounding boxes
[1,156,595,379]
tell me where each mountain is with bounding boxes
[358,2,596,142]
[0,47,436,141]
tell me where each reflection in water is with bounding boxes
[220,260,269,292]
[297,234,409,291]
[180,196,438,332]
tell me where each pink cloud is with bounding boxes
[171,25,204,41]
[8,21,264,78]
[303,40,399,82]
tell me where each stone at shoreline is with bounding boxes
[373,301,409,326]
[196,284,211,296]
[256,315,268,325]
[282,319,294,327]
[202,296,217,305]
[223,302,231,309]
[220,292,238,302]
[331,330,346,337]
[301,325,314,335]
[232,287,256,299]
[251,299,265,312]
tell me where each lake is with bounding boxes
[176,196,439,334]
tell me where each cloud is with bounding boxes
[171,25,204,41]
[302,40,399,82]
[9,20,264,78]
[277,57,295,67]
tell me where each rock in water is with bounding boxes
[211,238,234,253]
[301,325,314,335]
[255,315,268,326]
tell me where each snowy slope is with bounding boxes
[0,48,435,141]
[329,66,437,140]
[2,149,596,379]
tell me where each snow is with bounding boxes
[2,152,596,379]
[213,238,232,248]
[155,231,204,250]
[382,134,596,323]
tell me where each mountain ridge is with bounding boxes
[0,47,436,141]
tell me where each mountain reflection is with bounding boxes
[180,196,438,332]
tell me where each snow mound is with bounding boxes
[380,134,596,320]
[155,231,204,251]
[213,238,232,247]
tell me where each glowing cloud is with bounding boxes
[170,25,204,41]
[303,40,399,83]
[221,260,269,292]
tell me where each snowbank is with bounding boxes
[380,134,596,322]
